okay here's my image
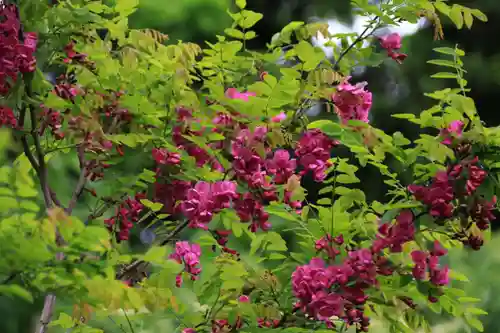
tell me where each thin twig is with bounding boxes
[121,309,135,333]
[107,316,129,333]
[66,145,87,214]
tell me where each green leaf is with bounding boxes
[244,31,257,40]
[238,10,263,29]
[336,174,360,184]
[307,119,343,137]
[463,9,473,29]
[140,199,163,212]
[0,285,33,303]
[236,0,246,9]
[466,308,488,316]
[449,5,464,29]
[225,28,245,39]
[449,270,469,282]
[49,313,75,329]
[433,47,457,56]
[465,314,484,332]
[143,246,168,265]
[393,132,411,146]
[431,72,459,79]
[470,9,487,22]
[427,59,456,68]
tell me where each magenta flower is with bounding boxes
[234,193,271,232]
[440,120,464,145]
[0,106,17,128]
[265,149,296,184]
[271,111,287,123]
[332,77,373,124]
[152,148,181,165]
[295,129,335,182]
[378,33,407,64]
[180,181,238,229]
[379,33,402,50]
[408,171,454,217]
[225,88,256,101]
[238,295,250,303]
[372,210,415,253]
[410,242,450,288]
[0,5,38,95]
[169,241,202,287]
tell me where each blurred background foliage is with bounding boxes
[6,0,500,332]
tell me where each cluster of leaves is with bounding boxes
[0,0,496,333]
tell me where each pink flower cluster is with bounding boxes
[295,129,336,181]
[152,148,181,166]
[0,106,17,128]
[378,33,407,64]
[0,4,37,95]
[409,157,488,218]
[180,181,238,229]
[104,194,145,241]
[291,255,376,331]
[372,210,415,253]
[332,77,373,125]
[169,241,202,287]
[411,241,449,301]
[440,120,464,145]
[315,233,344,259]
[409,171,454,218]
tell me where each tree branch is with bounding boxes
[116,220,189,280]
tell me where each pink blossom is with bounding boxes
[295,129,335,181]
[379,33,402,50]
[332,77,373,124]
[372,210,415,253]
[410,243,450,288]
[180,181,238,229]
[271,111,287,123]
[0,106,17,128]
[226,88,256,101]
[265,149,296,184]
[152,148,181,165]
[238,295,250,303]
[379,33,407,64]
[440,120,464,145]
[170,241,202,287]
[408,171,454,217]
[234,193,271,232]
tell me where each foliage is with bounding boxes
[0,0,496,333]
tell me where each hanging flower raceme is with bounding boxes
[295,129,335,181]
[411,241,450,298]
[0,106,17,128]
[180,181,238,230]
[0,4,38,95]
[169,241,202,287]
[408,171,455,218]
[332,77,373,124]
[378,32,407,64]
[372,210,415,253]
[292,248,382,331]
[104,193,146,241]
[265,149,296,184]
